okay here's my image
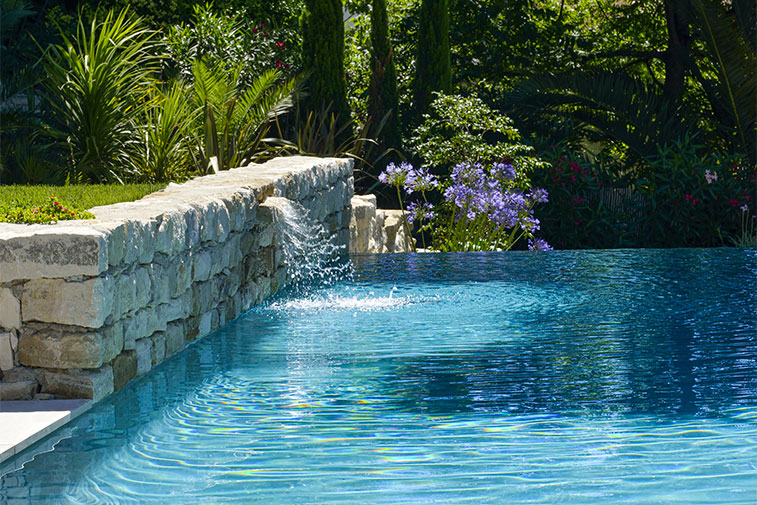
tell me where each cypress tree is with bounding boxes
[368,0,402,152]
[300,0,351,125]
[413,0,451,121]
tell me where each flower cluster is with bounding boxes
[443,161,548,233]
[378,160,551,251]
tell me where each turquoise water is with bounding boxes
[2,249,756,504]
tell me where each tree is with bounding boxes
[367,0,402,152]
[413,0,450,121]
[300,0,351,125]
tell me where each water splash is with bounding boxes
[266,197,352,291]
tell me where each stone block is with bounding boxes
[0,331,14,371]
[115,273,137,318]
[42,366,113,401]
[18,322,123,369]
[0,226,109,283]
[147,262,170,304]
[155,210,187,255]
[22,275,114,328]
[151,332,166,366]
[134,266,152,307]
[135,338,152,377]
[104,222,126,267]
[111,350,137,391]
[0,287,21,330]
[192,250,212,282]
[0,381,36,401]
[165,321,186,356]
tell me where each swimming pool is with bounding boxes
[2,249,756,504]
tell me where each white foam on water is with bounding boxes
[269,292,414,312]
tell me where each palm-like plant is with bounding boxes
[131,82,197,182]
[509,70,688,165]
[40,8,159,183]
[689,0,756,163]
[190,60,296,172]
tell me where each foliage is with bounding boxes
[367,0,402,153]
[413,0,450,121]
[39,8,160,183]
[189,61,296,173]
[95,0,303,28]
[410,93,547,177]
[0,196,95,224]
[163,3,299,89]
[0,184,165,224]
[274,103,383,168]
[131,82,197,182]
[300,0,350,126]
[635,135,754,248]
[530,144,635,249]
[344,0,417,134]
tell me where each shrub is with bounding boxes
[636,136,754,247]
[40,8,159,183]
[530,145,634,249]
[163,4,299,89]
[189,61,296,173]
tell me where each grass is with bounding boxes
[0,183,166,224]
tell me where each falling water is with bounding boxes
[266,197,353,291]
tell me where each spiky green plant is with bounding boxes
[131,82,197,182]
[40,8,159,183]
[190,60,296,172]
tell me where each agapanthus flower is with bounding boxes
[405,165,438,194]
[378,162,414,186]
[528,187,549,204]
[528,238,553,251]
[405,201,435,224]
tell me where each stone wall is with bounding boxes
[0,157,353,402]
[349,195,412,254]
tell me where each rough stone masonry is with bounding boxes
[0,157,354,403]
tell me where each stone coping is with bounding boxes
[0,399,90,465]
[0,156,349,283]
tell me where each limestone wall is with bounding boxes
[0,157,353,402]
[349,195,412,254]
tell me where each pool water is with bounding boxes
[2,249,756,504]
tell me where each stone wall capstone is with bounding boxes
[349,195,412,254]
[0,156,353,403]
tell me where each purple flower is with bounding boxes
[491,162,516,181]
[528,187,549,204]
[405,165,438,195]
[378,162,414,186]
[528,238,553,251]
[406,201,435,224]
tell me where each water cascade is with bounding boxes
[265,197,353,290]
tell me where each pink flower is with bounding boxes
[704,169,717,184]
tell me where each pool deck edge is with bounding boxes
[0,399,91,464]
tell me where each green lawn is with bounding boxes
[0,184,166,224]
